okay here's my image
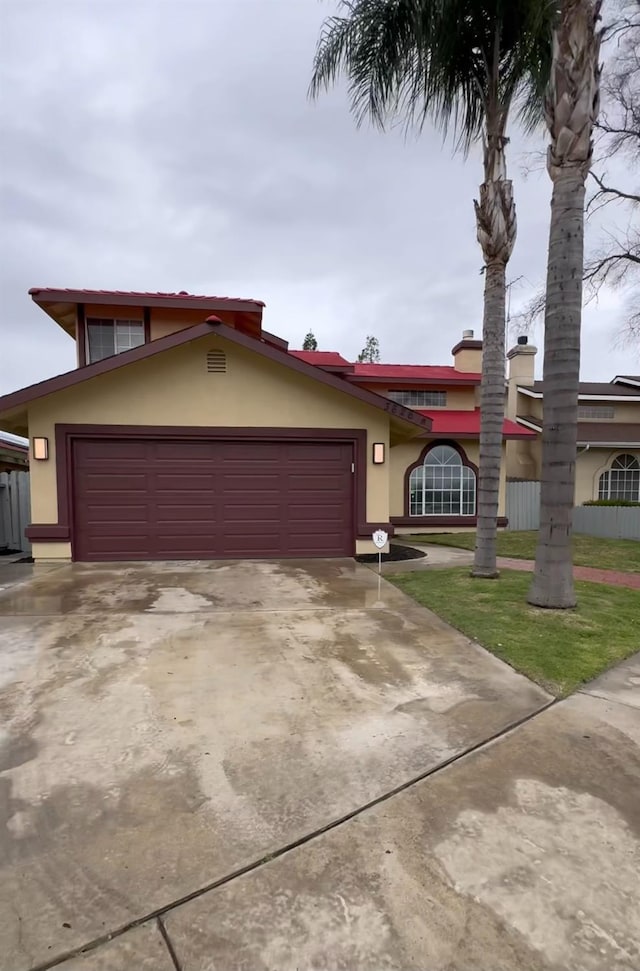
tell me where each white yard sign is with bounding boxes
[372,529,388,549]
[372,529,388,576]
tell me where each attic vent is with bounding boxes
[206,349,227,373]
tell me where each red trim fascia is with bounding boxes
[25,524,70,541]
[0,320,430,432]
[392,516,508,527]
[261,329,289,351]
[38,424,391,553]
[77,304,86,367]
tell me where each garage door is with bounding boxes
[71,437,355,561]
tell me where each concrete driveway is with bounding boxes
[0,558,551,970]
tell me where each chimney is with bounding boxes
[506,335,537,419]
[452,329,482,373]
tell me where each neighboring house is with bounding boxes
[506,338,640,504]
[0,288,533,563]
[0,431,29,472]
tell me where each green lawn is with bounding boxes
[398,530,640,573]
[390,568,640,697]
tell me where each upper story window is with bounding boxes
[578,406,615,420]
[388,390,447,408]
[86,318,144,363]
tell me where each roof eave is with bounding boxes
[0,319,432,434]
[29,288,264,315]
[348,375,481,387]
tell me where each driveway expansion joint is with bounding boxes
[157,917,183,971]
[29,695,557,971]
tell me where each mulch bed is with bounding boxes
[355,542,426,564]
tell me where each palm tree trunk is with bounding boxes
[528,0,602,608]
[473,258,506,578]
[528,173,585,608]
[472,123,516,579]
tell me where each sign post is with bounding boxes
[372,529,388,576]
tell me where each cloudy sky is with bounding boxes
[0,0,632,397]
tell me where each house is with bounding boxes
[0,288,533,563]
[506,338,640,503]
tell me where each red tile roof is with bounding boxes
[289,351,351,366]
[416,409,536,439]
[29,287,265,308]
[352,363,480,380]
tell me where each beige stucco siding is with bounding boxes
[28,334,392,530]
[600,401,640,422]
[516,396,640,425]
[31,542,72,560]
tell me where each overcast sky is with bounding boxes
[0,0,632,397]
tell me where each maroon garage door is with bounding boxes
[71,437,354,561]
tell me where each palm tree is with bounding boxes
[310,0,554,578]
[528,0,602,609]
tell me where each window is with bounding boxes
[388,390,447,407]
[598,454,640,501]
[578,406,615,420]
[409,444,476,516]
[86,318,144,363]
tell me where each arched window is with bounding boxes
[598,454,640,501]
[409,444,476,516]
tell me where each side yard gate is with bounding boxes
[0,471,31,553]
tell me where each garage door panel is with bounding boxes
[155,507,219,523]
[155,473,217,489]
[81,504,149,523]
[77,473,149,491]
[72,437,354,561]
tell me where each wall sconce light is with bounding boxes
[32,437,49,460]
[372,442,385,465]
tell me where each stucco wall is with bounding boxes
[389,438,507,521]
[27,334,393,533]
[516,395,639,429]
[31,542,72,560]
[453,348,482,373]
[603,401,640,422]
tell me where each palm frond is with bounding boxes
[310,0,557,150]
